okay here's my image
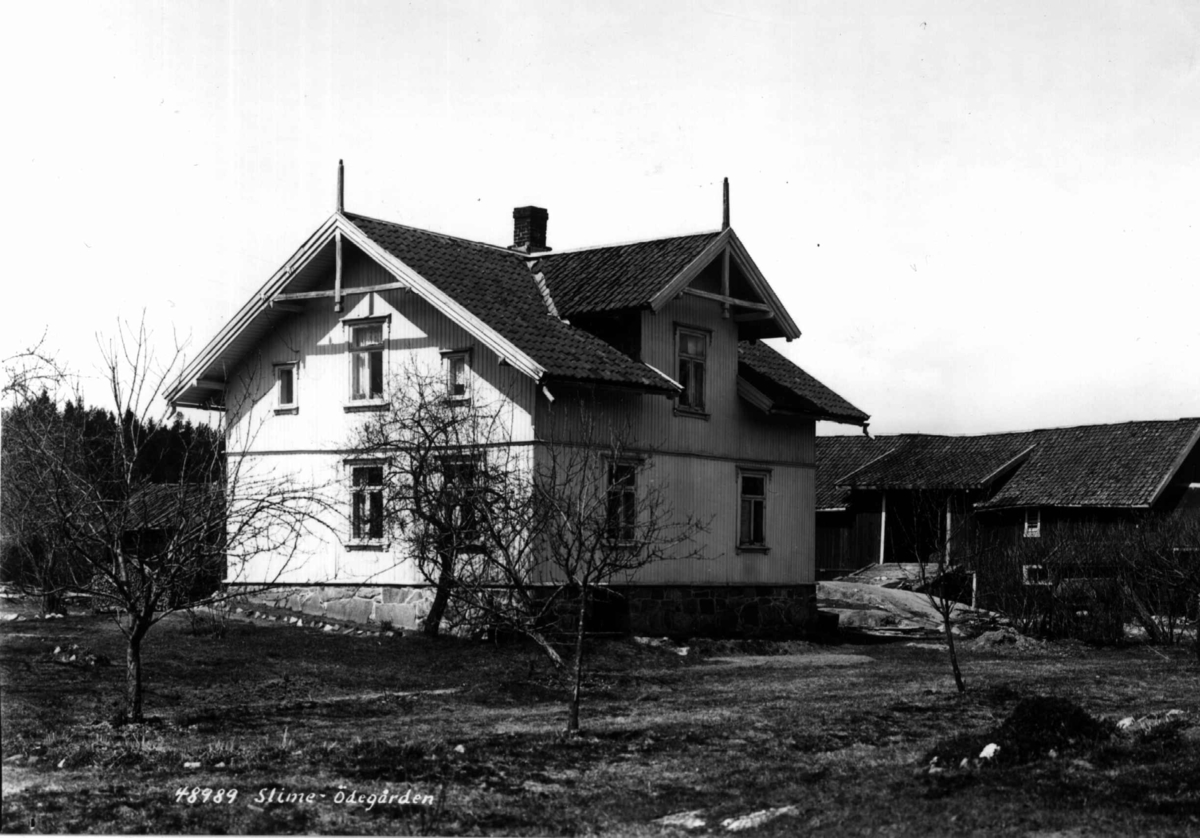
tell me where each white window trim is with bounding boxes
[674,325,711,417]
[345,458,389,549]
[343,315,390,411]
[274,362,298,414]
[605,457,643,546]
[1024,508,1041,539]
[440,347,473,405]
[737,466,771,553]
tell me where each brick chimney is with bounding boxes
[512,206,550,253]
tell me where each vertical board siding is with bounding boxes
[223,245,536,586]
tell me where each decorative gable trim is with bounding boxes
[335,216,545,380]
[646,229,801,341]
[168,213,548,407]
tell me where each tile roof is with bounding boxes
[815,435,899,510]
[839,433,1036,491]
[344,213,677,392]
[737,341,870,425]
[536,232,723,315]
[816,419,1200,511]
[977,419,1200,509]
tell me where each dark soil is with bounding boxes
[3,600,1199,835]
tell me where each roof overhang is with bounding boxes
[168,214,548,408]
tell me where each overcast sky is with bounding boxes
[2,0,1197,436]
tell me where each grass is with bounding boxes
[2,600,1199,835]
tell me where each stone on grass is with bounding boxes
[654,810,707,830]
[183,761,201,769]
[979,743,1000,760]
[721,805,799,832]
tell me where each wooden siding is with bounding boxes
[225,249,537,454]
[816,496,882,579]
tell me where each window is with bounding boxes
[676,328,708,413]
[275,363,298,412]
[738,469,769,549]
[1024,508,1041,538]
[349,322,384,401]
[606,462,638,542]
[350,465,384,541]
[441,456,482,543]
[444,350,471,403]
[1023,564,1050,586]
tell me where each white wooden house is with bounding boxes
[167,171,868,636]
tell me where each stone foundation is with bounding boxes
[620,585,817,639]
[235,585,434,628]
[232,583,817,639]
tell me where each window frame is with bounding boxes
[440,347,473,405]
[274,362,299,414]
[605,459,641,545]
[439,452,485,549]
[1023,508,1041,539]
[737,467,771,553]
[1022,564,1051,586]
[344,316,389,411]
[346,459,388,548]
[674,325,710,418]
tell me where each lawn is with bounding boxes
[2,601,1198,836]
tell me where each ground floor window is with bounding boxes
[351,464,384,541]
[738,468,769,550]
[606,462,638,543]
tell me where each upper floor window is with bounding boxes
[274,362,298,413]
[349,322,385,401]
[1024,508,1041,539]
[443,349,471,403]
[738,468,769,550]
[605,462,638,543]
[676,327,708,414]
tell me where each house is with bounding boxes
[166,169,868,636]
[815,419,1200,587]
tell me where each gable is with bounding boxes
[168,213,679,408]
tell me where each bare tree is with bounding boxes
[890,491,990,694]
[535,407,707,734]
[1,318,332,721]
[350,367,707,732]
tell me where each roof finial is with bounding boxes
[337,159,345,214]
[722,177,730,230]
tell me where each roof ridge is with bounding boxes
[342,211,518,254]
[531,229,723,257]
[831,418,1200,441]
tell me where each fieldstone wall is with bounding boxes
[236,585,433,629]
[621,584,817,638]
[232,583,817,639]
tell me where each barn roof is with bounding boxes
[816,418,1200,511]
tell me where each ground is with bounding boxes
[1,601,1198,836]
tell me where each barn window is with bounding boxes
[1024,508,1041,538]
[738,469,769,550]
[348,321,385,402]
[274,362,298,413]
[1022,564,1050,586]
[606,462,638,543]
[350,464,385,542]
[676,327,708,414]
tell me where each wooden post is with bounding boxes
[722,177,730,230]
[337,159,345,214]
[878,492,888,565]
[334,229,343,313]
[721,246,731,319]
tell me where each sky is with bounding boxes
[1,0,1197,436]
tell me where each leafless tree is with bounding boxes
[2,318,333,721]
[350,367,707,732]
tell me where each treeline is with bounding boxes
[0,392,223,585]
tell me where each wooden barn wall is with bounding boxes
[816,494,883,578]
